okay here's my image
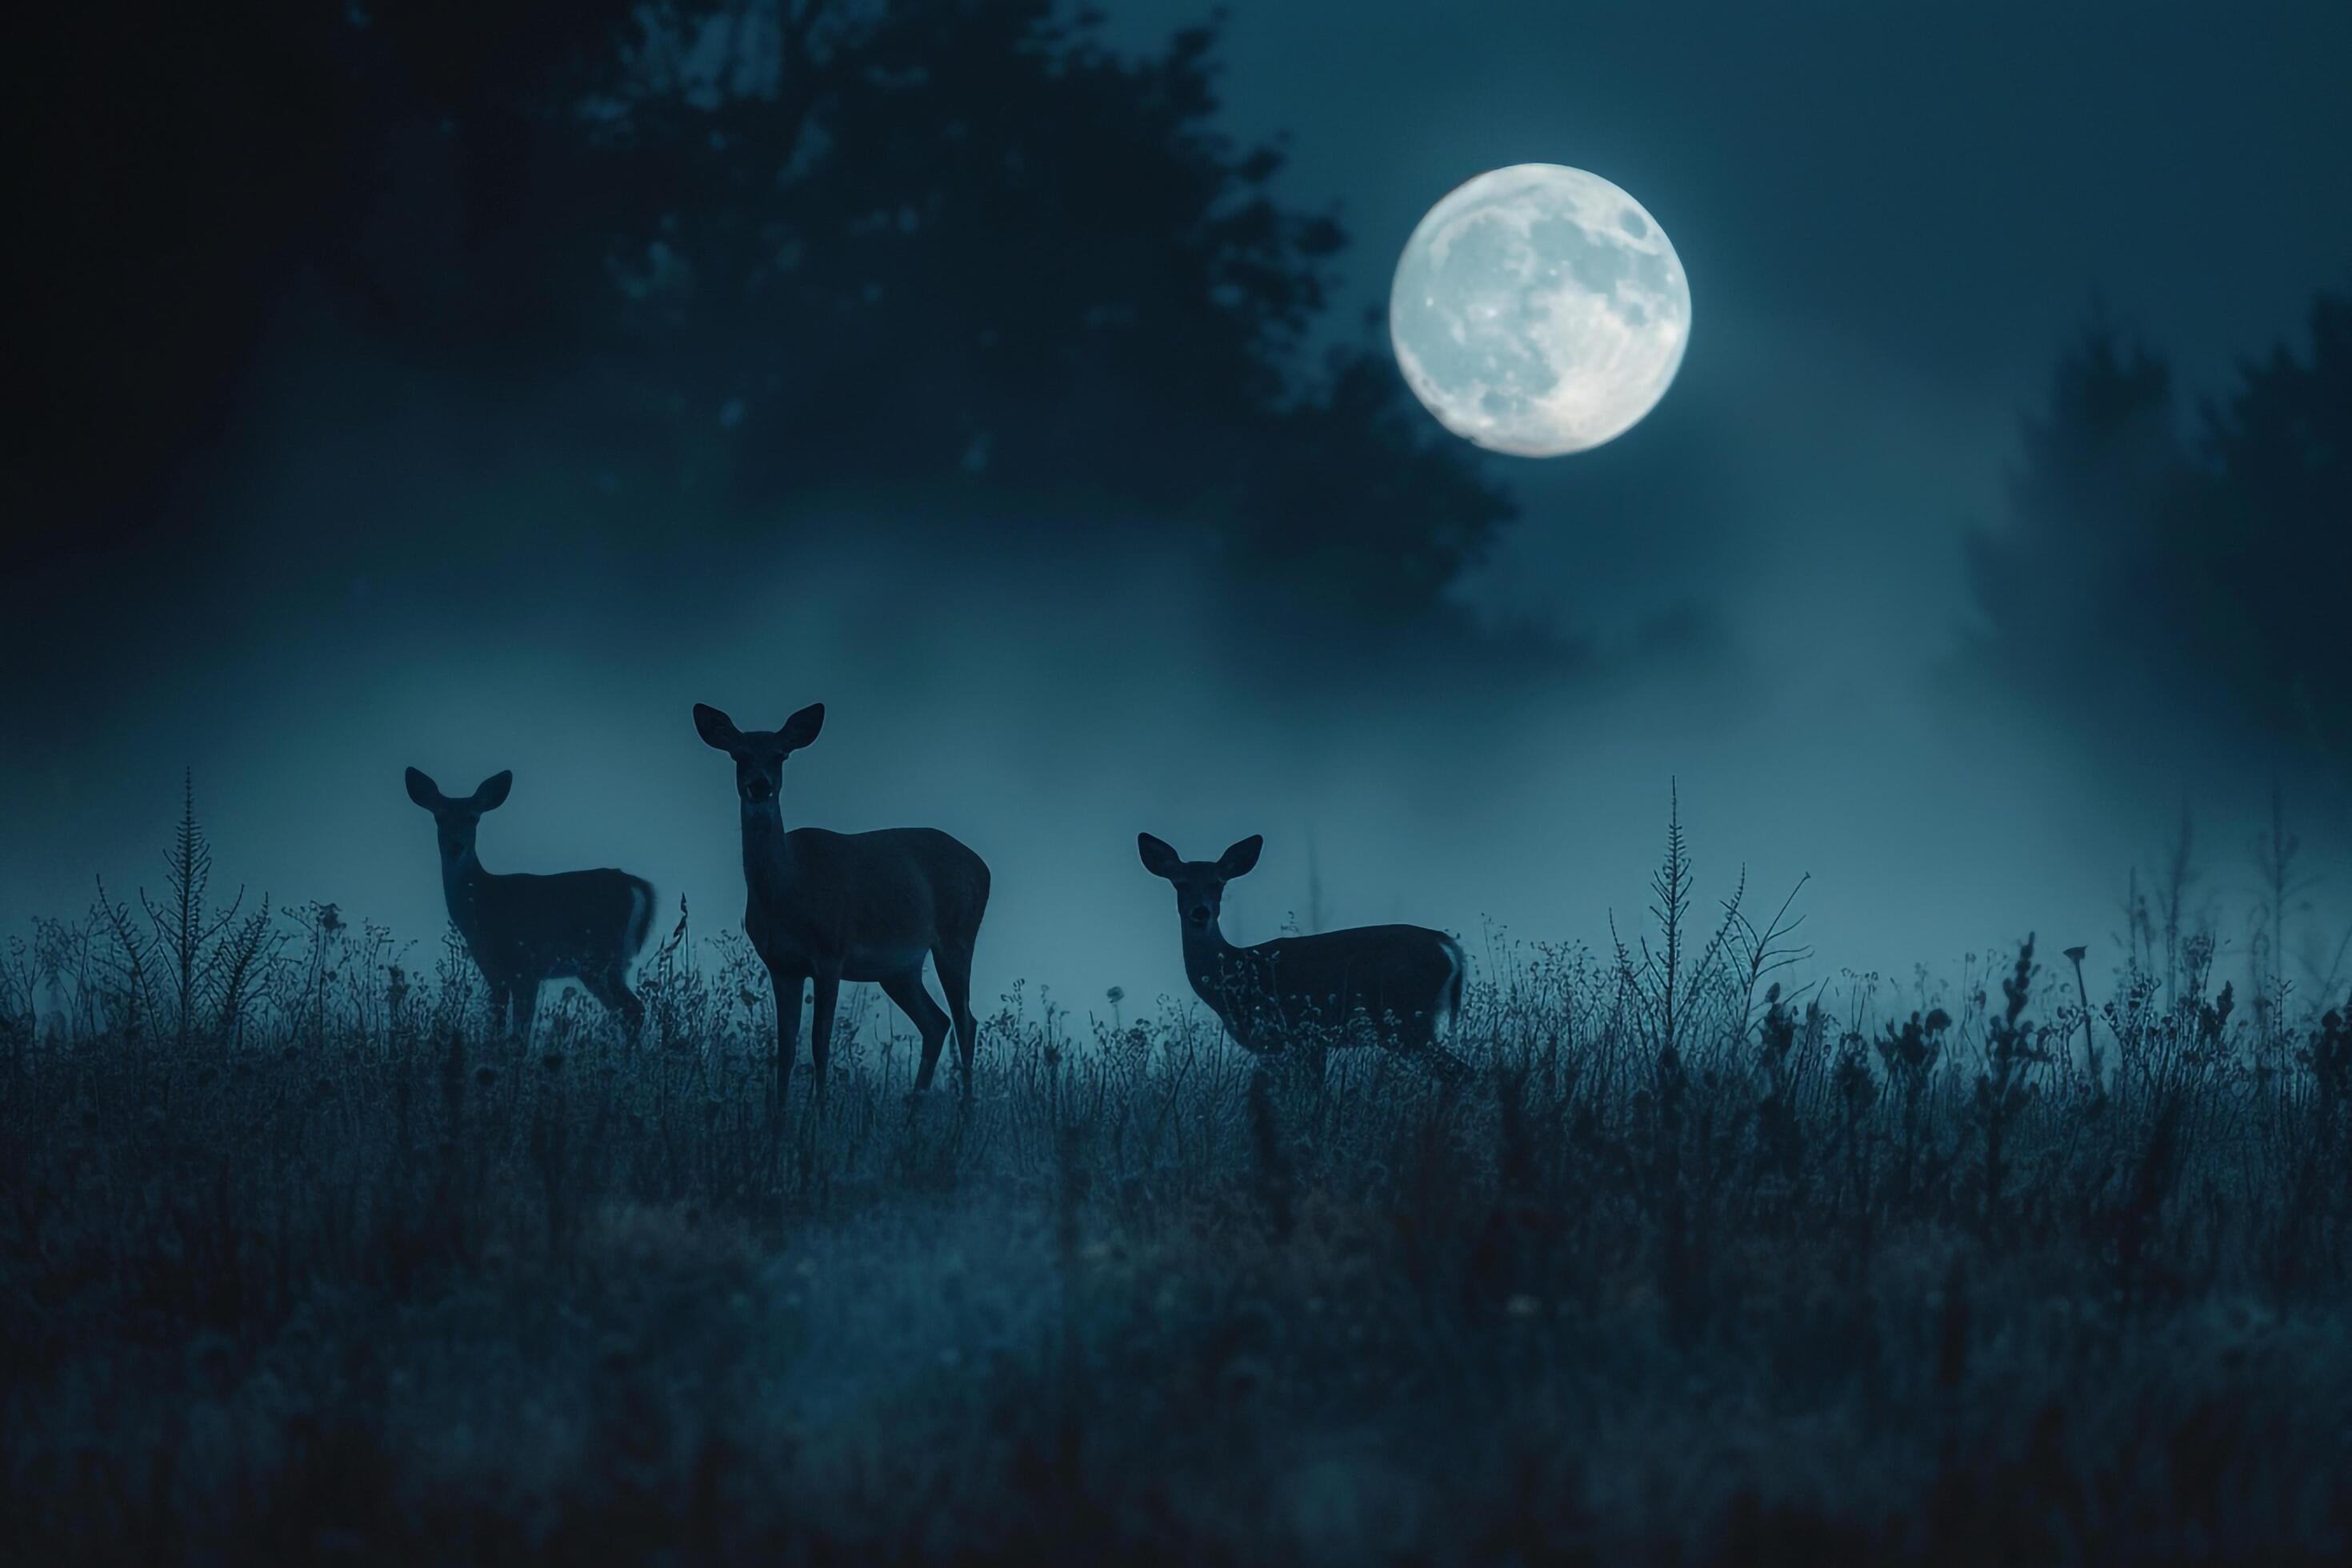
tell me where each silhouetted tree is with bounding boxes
[13,0,1510,627]
[563,0,1508,618]
[1966,288,2351,760]
[2186,290,2352,755]
[1964,319,2192,693]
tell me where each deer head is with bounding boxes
[694,702,826,807]
[405,767,513,870]
[1138,832,1263,936]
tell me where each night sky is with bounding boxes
[1110,0,2352,632]
[6,0,2349,1017]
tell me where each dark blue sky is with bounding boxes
[1111,0,2352,638]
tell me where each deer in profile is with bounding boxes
[1138,833,1468,1078]
[694,702,990,1106]
[404,768,655,1041]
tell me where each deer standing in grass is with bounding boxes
[1138,833,1468,1078]
[694,702,990,1106]
[404,768,655,1041]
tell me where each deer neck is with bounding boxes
[738,798,801,911]
[441,846,490,930]
[1178,918,1241,998]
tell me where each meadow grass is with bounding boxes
[3,800,2350,1564]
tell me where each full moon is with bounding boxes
[1390,164,1690,457]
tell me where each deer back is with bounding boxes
[464,867,655,978]
[1198,923,1462,1048]
[746,826,989,963]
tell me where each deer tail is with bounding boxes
[1435,934,1467,1041]
[623,875,657,958]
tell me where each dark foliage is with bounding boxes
[10,0,1510,627]
[1967,290,2352,760]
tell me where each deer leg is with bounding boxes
[512,979,541,1046]
[1297,1032,1330,1089]
[584,966,646,1038]
[807,961,842,1102]
[485,978,511,1042]
[771,970,804,1113]
[1399,1018,1470,1082]
[1380,1011,1462,1081]
[1402,1006,1471,1082]
[933,942,981,1094]
[880,970,952,1093]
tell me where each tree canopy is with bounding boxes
[14,0,1510,626]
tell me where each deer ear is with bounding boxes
[694,703,742,752]
[779,702,826,753]
[1138,833,1182,879]
[404,767,444,810]
[1218,835,1264,879]
[472,771,514,811]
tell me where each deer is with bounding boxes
[403,767,656,1042]
[694,701,990,1106]
[1137,832,1468,1078]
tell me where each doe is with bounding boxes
[404,767,655,1041]
[694,702,990,1106]
[1138,832,1467,1077]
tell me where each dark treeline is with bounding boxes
[12,0,1506,629]
[11,2,2350,764]
[1966,291,2352,764]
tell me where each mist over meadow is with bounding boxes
[6,321,2347,1020]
